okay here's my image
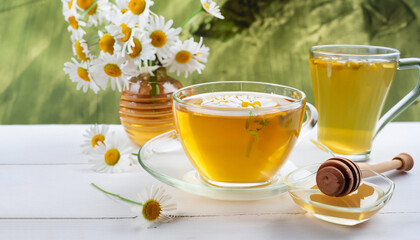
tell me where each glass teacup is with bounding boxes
[173,81,317,188]
[310,45,420,161]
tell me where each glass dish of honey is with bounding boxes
[284,163,395,225]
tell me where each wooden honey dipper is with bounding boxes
[316,153,414,197]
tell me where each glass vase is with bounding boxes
[119,68,182,146]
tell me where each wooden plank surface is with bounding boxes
[0,124,419,239]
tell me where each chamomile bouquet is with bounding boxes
[62,0,224,94]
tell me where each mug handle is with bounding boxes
[374,58,420,137]
[299,103,318,140]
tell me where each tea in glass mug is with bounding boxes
[173,81,317,188]
[310,45,420,160]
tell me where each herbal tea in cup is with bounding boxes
[310,45,420,161]
[173,81,317,188]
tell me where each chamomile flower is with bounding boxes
[122,60,159,77]
[122,29,156,69]
[145,15,181,61]
[64,58,100,93]
[80,124,110,154]
[90,53,129,91]
[121,0,154,27]
[98,30,122,56]
[61,0,77,16]
[89,133,132,173]
[64,12,87,41]
[106,23,132,44]
[72,37,92,62]
[163,37,209,78]
[77,0,113,27]
[200,0,224,19]
[132,185,177,228]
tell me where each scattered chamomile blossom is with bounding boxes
[80,124,109,154]
[88,132,133,173]
[163,37,209,78]
[134,185,177,227]
[121,0,154,27]
[91,183,177,228]
[200,0,224,19]
[90,53,129,91]
[145,15,182,61]
[64,58,100,93]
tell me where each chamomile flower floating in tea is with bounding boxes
[199,92,279,108]
[88,133,132,173]
[63,58,100,93]
[200,0,224,19]
[163,37,209,78]
[91,183,177,228]
[81,124,109,154]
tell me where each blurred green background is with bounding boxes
[0,0,419,124]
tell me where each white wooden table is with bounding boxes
[0,123,419,239]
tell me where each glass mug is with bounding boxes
[173,81,317,188]
[310,45,420,161]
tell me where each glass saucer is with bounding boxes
[137,130,301,201]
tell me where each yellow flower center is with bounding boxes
[91,134,105,147]
[88,4,98,15]
[150,30,167,48]
[142,200,162,221]
[68,16,79,29]
[77,67,91,82]
[121,8,128,14]
[68,0,73,10]
[129,37,142,58]
[241,101,261,108]
[99,33,115,55]
[77,0,93,10]
[75,40,89,62]
[104,148,120,166]
[120,24,132,42]
[128,0,146,15]
[175,51,192,64]
[104,64,122,77]
[204,3,210,9]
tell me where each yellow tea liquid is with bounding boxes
[289,183,385,221]
[310,57,397,154]
[174,92,305,184]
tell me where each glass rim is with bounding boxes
[310,45,400,58]
[172,81,307,113]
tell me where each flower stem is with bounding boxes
[81,0,99,18]
[181,8,204,28]
[91,183,143,206]
[86,35,99,43]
